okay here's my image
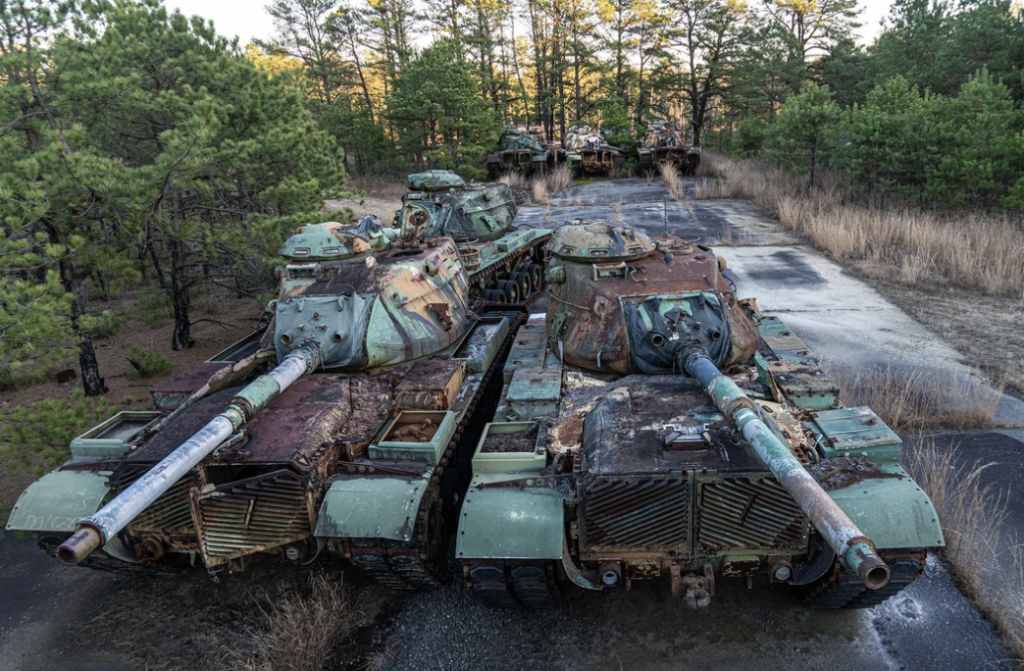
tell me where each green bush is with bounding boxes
[126,345,175,378]
[0,395,115,475]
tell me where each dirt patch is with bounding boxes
[324,176,406,224]
[482,429,536,453]
[859,279,1024,400]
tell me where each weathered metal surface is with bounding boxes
[6,470,111,533]
[545,223,759,374]
[460,220,942,609]
[810,407,903,461]
[505,367,562,420]
[456,481,566,560]
[191,469,314,566]
[316,474,432,542]
[69,411,162,458]
[56,343,322,564]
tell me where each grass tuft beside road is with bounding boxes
[907,442,1024,660]
[694,153,1024,299]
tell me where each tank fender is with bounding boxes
[827,464,946,550]
[6,470,111,533]
[456,485,566,560]
[315,474,432,542]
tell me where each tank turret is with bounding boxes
[563,125,625,177]
[456,220,943,610]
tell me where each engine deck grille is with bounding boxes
[582,476,689,551]
[191,470,312,565]
[697,477,807,551]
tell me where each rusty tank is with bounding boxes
[396,170,550,305]
[637,118,701,176]
[456,220,943,608]
[7,215,524,588]
[564,125,625,177]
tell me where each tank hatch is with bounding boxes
[279,217,395,261]
[548,221,656,262]
[406,170,466,192]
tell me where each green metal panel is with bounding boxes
[6,470,111,532]
[457,484,566,559]
[506,367,562,420]
[810,406,903,462]
[828,464,945,549]
[504,324,553,382]
[768,359,840,410]
[69,411,162,458]
[315,474,432,542]
[472,422,548,473]
[758,316,817,363]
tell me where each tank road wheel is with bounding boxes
[804,549,927,609]
[502,280,520,304]
[511,271,532,302]
[526,263,543,292]
[466,559,561,609]
[484,288,508,303]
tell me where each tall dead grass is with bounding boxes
[498,172,527,191]
[832,365,1003,431]
[345,175,408,201]
[545,164,573,192]
[657,162,685,200]
[906,442,1024,659]
[694,153,1024,298]
[235,573,363,671]
[531,179,550,205]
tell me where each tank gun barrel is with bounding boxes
[56,342,324,566]
[681,347,891,590]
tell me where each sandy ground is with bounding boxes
[1,177,1021,671]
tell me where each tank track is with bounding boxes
[805,549,927,609]
[468,237,548,306]
[345,309,527,590]
[464,559,561,609]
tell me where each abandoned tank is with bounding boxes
[485,126,565,180]
[6,215,523,587]
[637,119,701,176]
[456,220,944,608]
[564,126,625,177]
[396,170,549,304]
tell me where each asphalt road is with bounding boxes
[1,177,1019,671]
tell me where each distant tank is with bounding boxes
[485,126,566,180]
[396,170,549,305]
[564,125,625,177]
[456,220,943,608]
[7,215,524,588]
[638,118,701,176]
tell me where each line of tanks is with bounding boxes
[485,120,702,180]
[7,170,943,611]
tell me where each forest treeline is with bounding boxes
[1,0,1022,396]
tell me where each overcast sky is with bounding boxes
[165,0,895,49]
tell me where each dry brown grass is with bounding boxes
[545,164,573,192]
[657,161,684,201]
[693,153,1024,298]
[906,442,1024,659]
[531,179,550,205]
[831,365,1004,431]
[498,172,528,191]
[345,175,408,201]
[235,573,362,671]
